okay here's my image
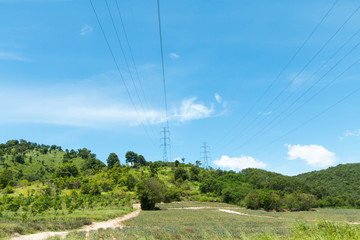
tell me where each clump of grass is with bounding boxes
[0,207,132,239]
[64,231,86,240]
[292,221,360,240]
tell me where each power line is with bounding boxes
[89,0,156,147]
[104,0,158,138]
[214,0,339,148]
[244,38,360,146]
[228,57,360,154]
[218,1,360,151]
[156,0,170,130]
[261,85,360,150]
[260,1,360,117]
[114,0,159,138]
[269,57,360,133]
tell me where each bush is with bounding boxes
[55,163,79,178]
[164,188,181,203]
[244,191,261,210]
[126,174,137,191]
[174,167,189,182]
[284,192,316,211]
[136,178,166,210]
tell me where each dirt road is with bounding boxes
[10,206,141,240]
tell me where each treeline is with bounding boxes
[1,139,360,213]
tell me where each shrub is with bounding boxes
[174,167,189,182]
[244,191,261,210]
[284,192,316,211]
[55,163,79,178]
[136,178,166,210]
[164,188,181,203]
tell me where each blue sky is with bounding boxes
[1,0,360,175]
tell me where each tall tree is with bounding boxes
[125,151,137,165]
[107,153,120,169]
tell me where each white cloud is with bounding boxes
[0,0,69,2]
[173,97,214,122]
[213,155,266,170]
[344,129,360,137]
[289,72,313,91]
[0,51,28,62]
[80,24,93,36]
[0,77,220,128]
[169,53,180,59]
[258,111,272,116]
[286,144,335,167]
[215,93,221,103]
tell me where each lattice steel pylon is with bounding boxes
[201,142,210,169]
[160,127,171,162]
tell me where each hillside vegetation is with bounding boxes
[1,139,360,210]
[0,139,360,238]
[295,163,360,207]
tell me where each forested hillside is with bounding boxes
[0,139,359,213]
[295,163,360,207]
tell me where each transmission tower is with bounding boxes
[160,127,171,162]
[200,142,210,169]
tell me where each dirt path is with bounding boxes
[10,205,141,240]
[165,206,244,210]
[218,209,278,219]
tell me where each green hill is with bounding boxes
[0,139,359,210]
[0,139,105,183]
[295,163,360,205]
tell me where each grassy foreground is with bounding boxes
[0,207,133,239]
[46,202,360,240]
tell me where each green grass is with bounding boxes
[0,207,133,239]
[230,208,360,223]
[57,202,360,240]
[158,201,238,208]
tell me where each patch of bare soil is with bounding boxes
[218,209,278,219]
[165,206,244,210]
[10,205,141,240]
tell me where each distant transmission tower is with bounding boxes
[200,142,210,169]
[160,127,171,162]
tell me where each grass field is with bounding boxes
[46,202,360,240]
[0,207,133,239]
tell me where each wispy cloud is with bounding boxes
[288,72,313,91]
[215,93,221,103]
[339,129,360,140]
[169,53,180,59]
[213,155,266,170]
[258,111,272,116]
[80,24,93,36]
[0,50,28,62]
[0,79,221,128]
[173,97,214,122]
[344,129,360,137]
[286,144,335,167]
[0,0,70,2]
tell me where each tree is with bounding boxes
[125,151,137,166]
[149,162,159,177]
[0,170,12,189]
[136,155,147,166]
[107,153,120,169]
[174,167,189,182]
[190,166,200,181]
[136,178,166,210]
[174,160,180,167]
[55,163,79,178]
[126,174,137,191]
